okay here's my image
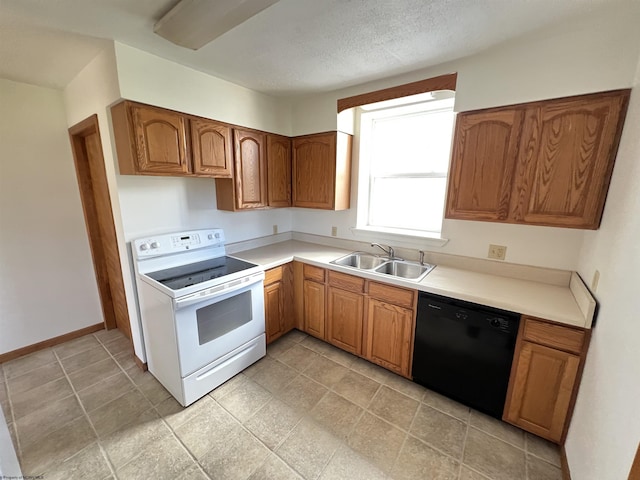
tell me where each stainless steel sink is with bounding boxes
[331,252,387,269]
[331,252,435,282]
[374,260,435,281]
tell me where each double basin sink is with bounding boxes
[331,252,435,282]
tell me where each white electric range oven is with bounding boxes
[133,228,265,406]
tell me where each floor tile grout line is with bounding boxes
[2,361,21,464]
[51,348,119,480]
[457,415,471,480]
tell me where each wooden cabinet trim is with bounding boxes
[328,270,365,293]
[522,317,585,354]
[264,265,284,286]
[303,264,326,282]
[337,73,458,113]
[367,281,415,309]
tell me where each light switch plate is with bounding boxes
[272,224,278,235]
[488,244,507,260]
[331,226,338,237]
[591,269,600,292]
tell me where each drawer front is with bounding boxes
[367,282,415,309]
[328,271,365,293]
[303,264,326,282]
[264,266,283,285]
[523,317,585,354]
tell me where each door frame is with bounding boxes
[68,115,131,339]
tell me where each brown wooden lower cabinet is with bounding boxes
[327,286,364,355]
[263,263,294,344]
[364,297,414,377]
[504,316,589,443]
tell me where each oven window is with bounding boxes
[196,291,253,345]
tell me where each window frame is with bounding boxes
[354,95,456,243]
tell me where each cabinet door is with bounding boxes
[267,134,292,207]
[131,104,190,175]
[190,118,232,177]
[364,298,414,377]
[327,286,364,355]
[303,279,325,339]
[446,108,523,221]
[504,341,580,443]
[264,281,285,344]
[511,91,629,229]
[233,129,268,209]
[293,132,337,209]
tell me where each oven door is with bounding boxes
[173,272,265,376]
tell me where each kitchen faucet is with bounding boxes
[371,243,397,259]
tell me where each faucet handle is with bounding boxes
[419,250,425,265]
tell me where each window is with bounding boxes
[356,92,456,238]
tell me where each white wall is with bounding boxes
[565,55,640,480]
[0,79,103,354]
[289,2,640,270]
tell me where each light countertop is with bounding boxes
[232,240,593,329]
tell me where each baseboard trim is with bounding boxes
[0,323,105,363]
[561,445,572,480]
[134,355,148,371]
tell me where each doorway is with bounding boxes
[68,115,131,340]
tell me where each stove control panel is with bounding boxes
[133,229,225,259]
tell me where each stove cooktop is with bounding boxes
[146,256,258,291]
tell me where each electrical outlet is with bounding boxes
[331,226,338,237]
[591,269,600,292]
[488,244,507,260]
[272,224,278,235]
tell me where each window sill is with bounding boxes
[350,226,449,248]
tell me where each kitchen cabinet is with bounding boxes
[302,264,326,339]
[216,128,268,210]
[292,132,352,210]
[364,282,416,378]
[267,134,292,207]
[446,108,524,221]
[504,316,589,443]
[264,263,294,344]
[326,271,365,355]
[190,117,233,177]
[446,89,630,229]
[112,101,190,176]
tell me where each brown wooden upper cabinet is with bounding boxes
[293,132,352,210]
[446,89,630,229]
[190,118,233,177]
[111,100,232,178]
[267,134,292,207]
[215,130,291,211]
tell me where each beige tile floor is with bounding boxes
[0,329,563,480]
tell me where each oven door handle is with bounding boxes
[174,272,264,310]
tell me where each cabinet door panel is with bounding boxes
[446,109,523,221]
[364,298,413,377]
[304,279,325,339]
[293,133,336,209]
[512,93,628,228]
[505,341,579,442]
[327,287,364,355]
[234,129,268,209]
[131,105,189,174]
[191,119,232,177]
[265,281,284,344]
[267,134,292,207]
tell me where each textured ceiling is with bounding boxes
[0,0,633,94]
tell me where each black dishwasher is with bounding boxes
[412,292,520,419]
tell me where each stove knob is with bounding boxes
[150,242,159,249]
[140,243,149,251]
[208,234,213,240]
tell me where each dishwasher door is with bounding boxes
[412,292,520,419]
